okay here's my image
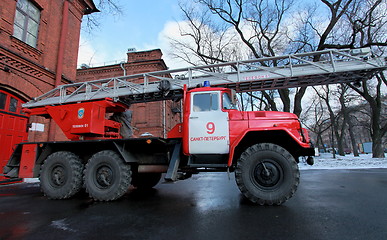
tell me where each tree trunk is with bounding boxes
[335,127,345,156]
[371,110,385,158]
[349,77,385,158]
[279,89,290,112]
[317,134,327,152]
[372,133,385,158]
[293,87,307,117]
[326,96,345,156]
[347,115,359,157]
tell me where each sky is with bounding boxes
[77,0,184,69]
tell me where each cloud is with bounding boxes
[77,36,127,68]
[77,36,104,68]
[157,21,192,69]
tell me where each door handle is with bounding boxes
[190,117,198,119]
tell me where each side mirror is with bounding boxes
[231,89,237,105]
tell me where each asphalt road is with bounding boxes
[0,169,386,240]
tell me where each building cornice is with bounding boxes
[0,45,72,84]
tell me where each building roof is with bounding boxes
[82,0,100,14]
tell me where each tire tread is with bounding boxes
[235,143,299,205]
[40,151,83,199]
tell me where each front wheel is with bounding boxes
[84,150,132,201]
[235,143,299,205]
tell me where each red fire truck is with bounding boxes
[3,48,385,205]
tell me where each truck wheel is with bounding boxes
[235,143,299,205]
[84,150,131,201]
[132,173,162,189]
[40,151,83,199]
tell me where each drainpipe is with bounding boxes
[48,0,69,141]
[163,100,166,138]
[120,62,126,76]
[55,0,69,87]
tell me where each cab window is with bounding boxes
[193,93,219,112]
[222,93,237,110]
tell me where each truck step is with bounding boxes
[164,142,181,181]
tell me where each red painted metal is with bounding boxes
[178,87,311,164]
[19,144,37,178]
[167,123,183,139]
[182,87,191,155]
[25,99,127,140]
[0,90,28,183]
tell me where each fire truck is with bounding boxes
[3,48,386,205]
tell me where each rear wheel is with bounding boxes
[40,151,83,199]
[235,143,299,205]
[132,173,162,189]
[84,150,131,201]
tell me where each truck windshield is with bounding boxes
[222,93,237,110]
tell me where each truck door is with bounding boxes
[188,91,229,154]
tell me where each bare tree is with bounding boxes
[313,85,349,156]
[272,0,387,157]
[343,0,387,158]
[346,109,360,156]
[168,3,243,66]
[337,84,362,156]
[300,94,330,152]
[348,75,387,158]
[289,0,361,116]
[170,0,386,157]
[83,0,124,32]
[171,0,301,113]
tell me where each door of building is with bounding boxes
[0,90,28,183]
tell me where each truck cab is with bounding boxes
[167,85,315,205]
[168,85,314,170]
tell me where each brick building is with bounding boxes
[0,0,97,182]
[76,49,181,138]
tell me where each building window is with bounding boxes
[9,97,18,113]
[13,0,41,48]
[0,92,6,110]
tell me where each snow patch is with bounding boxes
[51,219,76,232]
[23,178,40,183]
[299,153,387,170]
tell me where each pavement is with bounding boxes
[0,169,386,240]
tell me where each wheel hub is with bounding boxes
[253,161,282,188]
[51,165,66,187]
[96,166,113,188]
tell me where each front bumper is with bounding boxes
[296,146,315,157]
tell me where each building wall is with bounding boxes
[0,0,97,142]
[76,49,181,137]
[0,0,97,182]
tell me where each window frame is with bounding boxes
[13,0,41,48]
[192,92,220,112]
[9,97,18,113]
[0,90,25,115]
[222,92,238,110]
[0,92,7,110]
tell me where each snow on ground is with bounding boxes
[299,153,387,170]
